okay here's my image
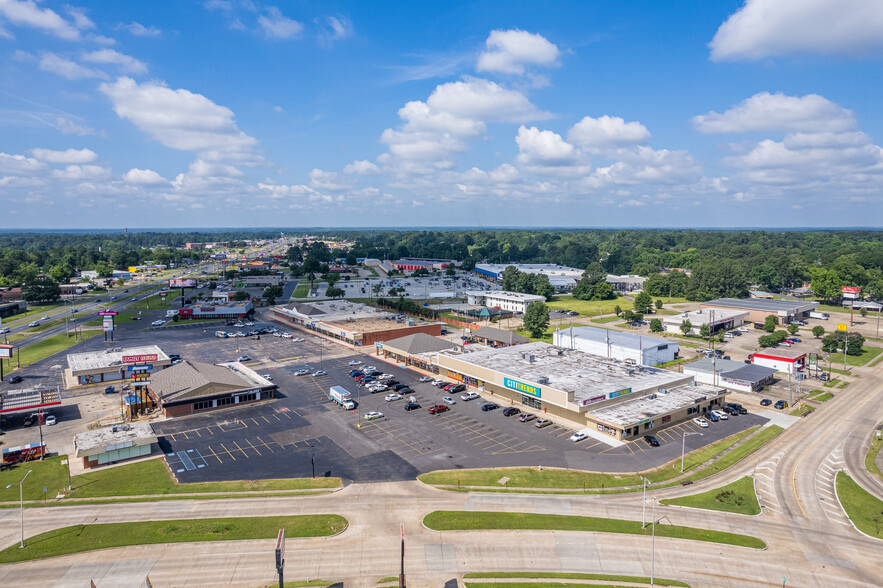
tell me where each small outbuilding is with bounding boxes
[73,422,158,469]
[682,358,777,393]
[471,326,530,348]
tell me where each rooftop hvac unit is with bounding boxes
[658,388,669,395]
[626,368,635,376]
[689,380,697,386]
[648,393,657,400]
[528,354,536,363]
[535,376,549,385]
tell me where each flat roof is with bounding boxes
[589,382,727,427]
[702,297,819,314]
[753,348,807,360]
[329,316,441,334]
[466,290,546,302]
[67,345,169,374]
[0,389,62,414]
[74,422,157,457]
[555,326,676,351]
[662,308,748,326]
[431,341,687,405]
[275,300,391,323]
[475,263,583,277]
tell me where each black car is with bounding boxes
[774,400,788,410]
[722,406,739,416]
[481,403,499,411]
[502,407,521,417]
[726,402,748,415]
[404,402,420,411]
[705,411,719,422]
[385,380,399,387]
[8,375,23,384]
[644,435,660,447]
[451,384,467,393]
[398,387,413,395]
[760,398,772,406]
[168,354,181,362]
[392,384,409,391]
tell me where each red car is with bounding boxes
[428,404,449,415]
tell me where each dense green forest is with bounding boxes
[1,229,882,301]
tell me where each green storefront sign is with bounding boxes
[504,377,541,398]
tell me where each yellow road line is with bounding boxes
[246,439,262,456]
[219,443,236,461]
[232,440,249,457]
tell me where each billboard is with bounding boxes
[0,344,12,359]
[103,317,114,332]
[842,286,860,300]
[169,278,196,288]
[122,354,158,364]
[98,311,118,316]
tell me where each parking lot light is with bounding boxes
[681,431,703,472]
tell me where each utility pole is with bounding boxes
[650,499,656,588]
[399,522,406,588]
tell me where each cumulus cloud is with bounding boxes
[0,152,45,174]
[81,49,148,74]
[568,115,651,149]
[258,7,303,39]
[344,160,379,175]
[99,77,258,160]
[477,29,559,74]
[65,6,94,30]
[710,0,883,61]
[692,92,856,134]
[39,52,106,80]
[51,164,110,180]
[31,147,97,163]
[117,21,161,37]
[426,77,551,123]
[0,0,80,40]
[123,168,167,184]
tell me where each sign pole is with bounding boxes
[274,529,285,588]
[399,522,405,588]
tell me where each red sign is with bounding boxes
[160,292,167,297]
[98,311,118,316]
[122,354,158,364]
[841,286,861,294]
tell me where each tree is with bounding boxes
[812,325,825,338]
[699,324,711,339]
[633,291,654,314]
[679,319,692,336]
[614,305,622,317]
[822,331,865,355]
[622,310,636,323]
[326,286,345,299]
[345,252,357,266]
[810,267,843,301]
[572,262,607,300]
[232,291,249,301]
[116,278,125,286]
[787,323,799,335]
[860,307,868,318]
[523,301,550,339]
[764,315,778,333]
[209,281,217,289]
[655,299,663,310]
[325,272,340,287]
[22,278,61,303]
[649,318,663,332]
[445,266,456,276]
[263,285,283,305]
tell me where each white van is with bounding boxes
[215,331,227,338]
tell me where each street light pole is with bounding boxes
[650,498,656,588]
[7,469,32,549]
[642,476,648,528]
[681,431,703,472]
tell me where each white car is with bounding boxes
[442,396,456,405]
[368,384,388,393]
[432,380,445,387]
[293,337,305,342]
[294,369,310,376]
[363,411,383,420]
[711,409,729,420]
[693,417,709,428]
[28,321,40,327]
[233,322,245,327]
[41,315,50,320]
[245,322,254,326]
[461,392,479,401]
[44,415,57,426]
[378,374,394,380]
[151,320,165,326]
[281,333,293,339]
[419,376,433,383]
[570,432,589,443]
[273,332,283,337]
[260,374,273,381]
[385,393,402,402]
[312,370,326,377]
[363,366,377,372]
[348,360,362,366]
[737,327,750,333]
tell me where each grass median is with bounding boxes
[0,456,340,503]
[463,572,688,586]
[419,426,761,491]
[0,514,346,563]
[660,476,760,515]
[836,472,883,538]
[14,331,102,368]
[423,511,765,549]
[827,346,883,367]
[865,435,883,481]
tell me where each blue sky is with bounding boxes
[1,0,882,229]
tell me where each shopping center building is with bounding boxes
[404,341,728,441]
[66,345,172,387]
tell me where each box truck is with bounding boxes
[808,311,829,320]
[329,386,356,409]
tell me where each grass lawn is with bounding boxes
[4,305,62,324]
[423,511,765,548]
[812,303,852,314]
[14,331,102,369]
[419,426,760,490]
[0,457,70,501]
[545,296,633,318]
[836,472,883,538]
[790,404,815,416]
[827,345,883,367]
[0,514,346,564]
[515,328,553,344]
[126,290,181,311]
[681,426,783,483]
[824,378,841,388]
[292,284,311,297]
[462,572,688,587]
[838,381,850,389]
[865,436,883,481]
[590,315,622,324]
[660,476,760,515]
[810,392,834,402]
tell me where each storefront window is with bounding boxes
[520,395,541,410]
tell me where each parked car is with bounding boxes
[534,418,552,428]
[518,413,536,423]
[644,435,660,447]
[760,398,772,406]
[570,432,589,443]
[705,411,719,422]
[348,360,362,366]
[237,355,251,362]
[398,387,413,395]
[726,402,748,415]
[431,380,445,387]
[392,384,409,391]
[44,415,57,426]
[774,400,788,410]
[294,369,310,376]
[363,411,383,420]
[480,403,499,412]
[721,406,738,416]
[461,392,479,401]
[502,407,521,417]
[385,393,402,402]
[693,417,709,428]
[311,370,327,377]
[260,374,273,381]
[130,316,142,321]
[428,404,449,414]
[8,375,23,384]
[819,372,831,382]
[419,376,433,383]
[442,396,456,405]
[404,402,420,411]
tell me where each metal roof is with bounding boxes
[380,333,459,355]
[703,297,819,314]
[555,326,674,351]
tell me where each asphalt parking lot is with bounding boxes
[144,313,768,483]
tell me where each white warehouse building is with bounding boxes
[465,290,546,313]
[553,326,679,366]
[661,308,748,336]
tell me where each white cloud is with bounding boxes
[99,77,258,160]
[39,52,106,80]
[516,126,576,164]
[82,49,148,74]
[582,147,701,188]
[51,164,110,180]
[309,168,346,190]
[710,0,883,61]
[52,115,95,135]
[0,152,45,174]
[692,92,856,134]
[186,159,243,178]
[568,115,651,149]
[344,160,380,175]
[476,29,559,74]
[31,147,97,163]
[123,168,167,184]
[258,7,302,39]
[118,21,161,37]
[319,15,352,45]
[0,0,80,40]
[426,77,550,123]
[397,100,485,136]
[65,6,94,30]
